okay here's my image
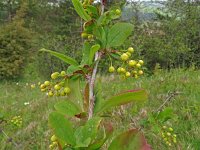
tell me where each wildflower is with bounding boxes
[24,102,30,105]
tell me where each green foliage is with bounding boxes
[1,69,200,149]
[31,0,82,78]
[54,101,81,117]
[40,49,79,66]
[89,44,101,64]
[157,107,174,123]
[107,23,134,48]
[81,43,101,65]
[72,0,91,21]
[108,129,150,150]
[74,117,102,148]
[94,89,147,114]
[0,1,32,79]
[67,78,84,111]
[93,27,107,48]
[129,0,200,69]
[38,1,148,150]
[49,112,76,146]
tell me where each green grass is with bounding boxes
[0,69,200,150]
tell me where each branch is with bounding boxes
[88,54,100,119]
[88,0,105,119]
[154,90,182,113]
[0,128,19,147]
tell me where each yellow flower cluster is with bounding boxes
[39,71,71,97]
[10,116,22,127]
[30,84,35,89]
[49,135,58,149]
[161,126,177,147]
[108,47,144,79]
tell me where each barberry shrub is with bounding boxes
[40,0,150,149]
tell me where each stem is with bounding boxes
[88,0,105,119]
[88,53,100,119]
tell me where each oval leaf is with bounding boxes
[72,0,91,21]
[74,117,102,148]
[54,101,81,117]
[88,122,113,150]
[40,49,79,66]
[85,5,99,18]
[68,78,83,110]
[107,23,134,47]
[93,27,107,48]
[94,89,147,114]
[108,129,151,150]
[49,112,76,146]
[89,44,101,64]
[67,65,83,75]
[81,42,91,65]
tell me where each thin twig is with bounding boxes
[136,90,182,131]
[154,90,182,113]
[0,128,19,147]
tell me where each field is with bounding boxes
[0,69,200,150]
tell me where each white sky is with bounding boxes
[96,0,166,2]
[127,0,165,1]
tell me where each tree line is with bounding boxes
[0,0,199,79]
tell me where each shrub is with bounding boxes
[0,1,32,79]
[38,0,151,149]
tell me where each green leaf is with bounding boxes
[67,65,82,75]
[107,23,134,47]
[85,5,99,18]
[93,27,107,48]
[157,107,174,122]
[72,0,91,21]
[88,134,106,150]
[109,9,121,20]
[49,112,75,146]
[84,21,96,33]
[88,122,113,150]
[68,78,83,111]
[75,127,91,148]
[93,81,104,114]
[94,89,147,114]
[89,44,101,64]
[110,53,120,60]
[74,117,102,148]
[97,12,110,26]
[81,43,101,65]
[108,129,151,150]
[40,49,79,66]
[54,101,81,117]
[81,42,91,65]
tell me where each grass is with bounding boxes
[0,69,200,150]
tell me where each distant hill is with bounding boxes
[122,1,166,21]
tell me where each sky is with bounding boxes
[127,0,165,1]
[95,0,166,2]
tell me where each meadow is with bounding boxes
[0,69,199,150]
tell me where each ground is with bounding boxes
[0,69,200,150]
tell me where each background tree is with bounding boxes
[125,0,200,69]
[0,1,33,79]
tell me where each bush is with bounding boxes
[0,2,32,79]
